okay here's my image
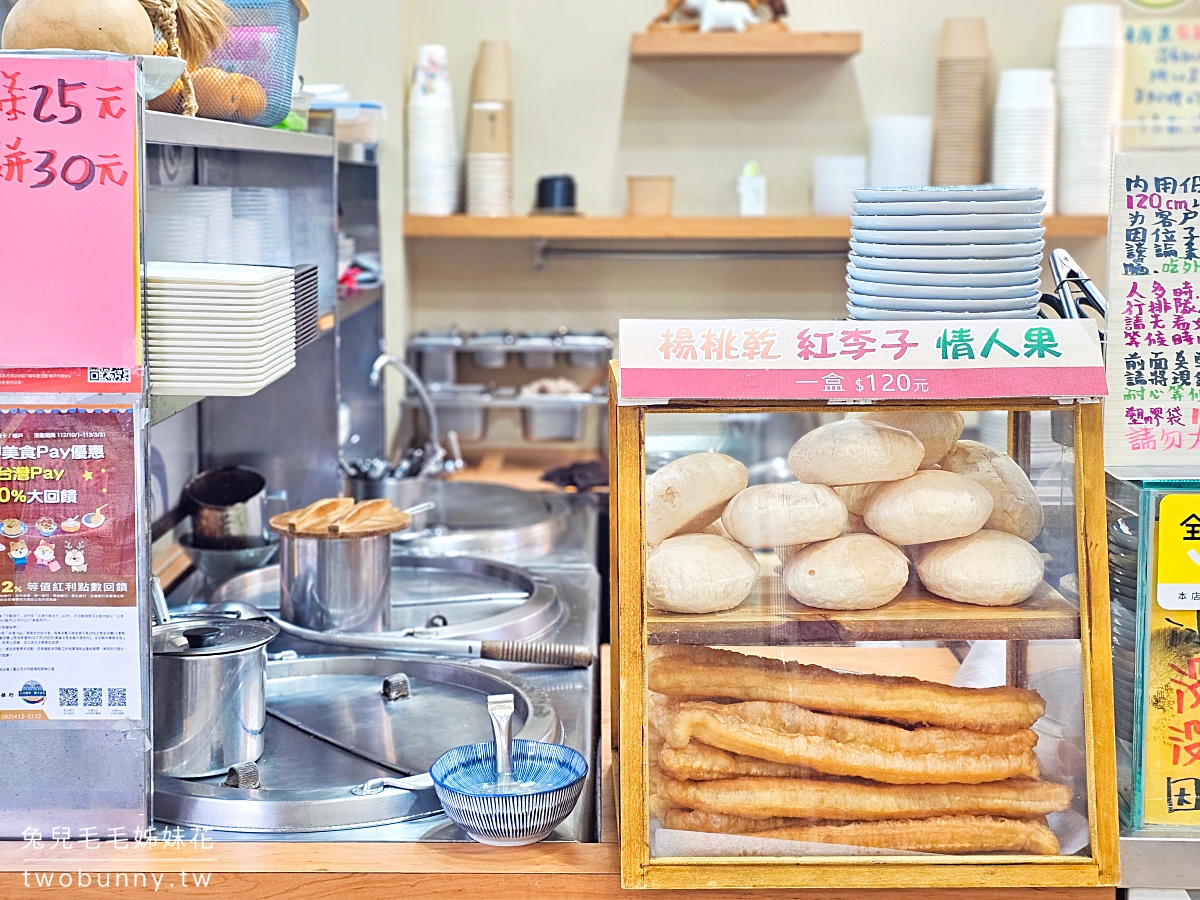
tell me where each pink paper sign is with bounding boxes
[0,56,138,385]
[619,319,1108,403]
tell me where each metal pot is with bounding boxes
[344,475,433,532]
[152,616,279,778]
[184,466,277,550]
[276,531,393,633]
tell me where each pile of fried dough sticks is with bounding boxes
[648,646,1073,855]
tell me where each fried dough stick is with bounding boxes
[662,775,1073,821]
[648,646,1044,733]
[660,741,813,781]
[655,701,1039,784]
[755,815,1060,855]
[662,808,810,834]
[657,699,1038,755]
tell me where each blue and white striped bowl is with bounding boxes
[430,739,589,846]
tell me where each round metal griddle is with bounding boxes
[202,554,565,642]
[154,655,559,833]
[395,482,571,556]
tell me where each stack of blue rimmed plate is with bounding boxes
[846,185,1046,320]
[1109,516,1139,746]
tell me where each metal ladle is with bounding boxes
[200,599,593,668]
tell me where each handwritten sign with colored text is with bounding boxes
[1105,151,1200,472]
[1124,18,1200,133]
[0,54,139,393]
[618,319,1106,403]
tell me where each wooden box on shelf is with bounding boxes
[609,353,1118,891]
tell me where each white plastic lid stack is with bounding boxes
[992,69,1057,213]
[1055,4,1123,215]
[407,44,460,216]
[869,115,933,188]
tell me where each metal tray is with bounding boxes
[154,655,559,833]
[395,482,572,557]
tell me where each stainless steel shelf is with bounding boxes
[149,394,203,425]
[145,112,335,157]
[1120,832,1200,888]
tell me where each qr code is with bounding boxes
[82,688,102,707]
[58,688,78,707]
[88,367,132,383]
[107,688,126,708]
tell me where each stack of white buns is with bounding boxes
[644,410,1046,614]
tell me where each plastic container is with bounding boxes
[310,101,387,144]
[148,0,304,127]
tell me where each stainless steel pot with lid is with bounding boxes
[152,616,279,778]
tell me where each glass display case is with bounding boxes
[611,372,1118,889]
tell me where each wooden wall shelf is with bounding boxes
[630,28,862,58]
[404,215,1108,242]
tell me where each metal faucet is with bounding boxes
[369,353,463,476]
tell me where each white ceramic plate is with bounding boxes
[852,228,1046,245]
[850,239,1045,260]
[850,214,1044,230]
[846,303,1038,320]
[847,264,1042,288]
[147,262,294,285]
[852,199,1046,215]
[847,275,1040,301]
[849,253,1043,274]
[846,292,1041,312]
[854,185,1043,202]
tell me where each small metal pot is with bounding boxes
[184,466,272,550]
[344,475,433,532]
[152,616,279,778]
[276,531,393,633]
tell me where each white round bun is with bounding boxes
[848,410,965,469]
[645,452,748,546]
[721,482,847,550]
[787,419,924,486]
[863,469,994,545]
[783,534,910,610]
[916,529,1045,606]
[939,440,1044,542]
[646,533,760,614]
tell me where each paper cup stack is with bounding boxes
[933,18,990,186]
[1056,4,1123,214]
[466,40,513,217]
[992,69,1057,213]
[846,185,1046,321]
[869,115,933,188]
[407,44,460,216]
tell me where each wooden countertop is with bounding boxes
[0,646,1115,900]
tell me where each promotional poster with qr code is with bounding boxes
[0,408,139,721]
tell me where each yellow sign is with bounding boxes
[1144,500,1200,824]
[1156,494,1200,609]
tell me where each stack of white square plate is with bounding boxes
[846,185,1046,320]
[293,264,319,350]
[146,262,297,396]
[1109,516,1139,745]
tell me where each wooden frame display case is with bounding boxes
[610,363,1118,890]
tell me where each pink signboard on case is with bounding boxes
[0,55,140,393]
[618,319,1108,404]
